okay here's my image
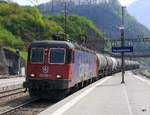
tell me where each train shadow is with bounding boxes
[37,98,60,103]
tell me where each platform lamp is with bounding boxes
[119,6,126,84]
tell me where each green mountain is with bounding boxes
[38,0,150,40]
[0,2,107,60]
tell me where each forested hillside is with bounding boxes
[38,0,150,40]
[0,2,106,60]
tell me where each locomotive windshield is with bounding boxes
[49,49,65,64]
[30,48,44,63]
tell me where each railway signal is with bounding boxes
[16,49,20,75]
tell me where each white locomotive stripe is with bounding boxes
[133,75,150,85]
[122,84,133,115]
[50,76,112,115]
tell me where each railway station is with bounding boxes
[0,0,150,115]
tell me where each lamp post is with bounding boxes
[120,6,126,84]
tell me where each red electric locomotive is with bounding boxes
[23,40,98,99]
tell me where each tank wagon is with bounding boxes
[23,40,139,99]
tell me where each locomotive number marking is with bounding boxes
[39,74,51,77]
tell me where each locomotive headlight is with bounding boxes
[56,74,63,79]
[30,74,35,77]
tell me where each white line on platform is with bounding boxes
[49,76,112,115]
[133,75,150,85]
[122,84,133,115]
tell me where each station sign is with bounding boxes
[112,46,133,53]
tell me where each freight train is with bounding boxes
[23,40,139,99]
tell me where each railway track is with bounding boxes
[0,98,56,115]
[0,88,30,115]
[0,88,57,115]
[133,67,150,78]
[0,88,26,99]
[139,69,150,78]
[0,87,28,105]
[0,98,37,115]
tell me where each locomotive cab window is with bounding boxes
[30,48,44,63]
[49,49,66,64]
[66,49,73,64]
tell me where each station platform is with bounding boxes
[39,71,150,115]
[0,77,25,93]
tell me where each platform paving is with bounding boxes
[0,77,25,92]
[39,71,150,115]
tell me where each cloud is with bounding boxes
[118,0,137,6]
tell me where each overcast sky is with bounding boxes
[11,0,138,6]
[118,0,138,6]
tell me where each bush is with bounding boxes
[0,26,25,49]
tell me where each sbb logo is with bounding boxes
[42,66,49,73]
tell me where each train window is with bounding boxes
[30,48,44,63]
[86,57,88,64]
[78,55,81,64]
[27,48,31,62]
[84,56,87,64]
[90,57,92,64]
[66,49,73,64]
[49,49,65,64]
[79,55,82,64]
[78,55,80,64]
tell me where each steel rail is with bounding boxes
[0,90,25,99]
[0,98,37,115]
[0,87,25,94]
